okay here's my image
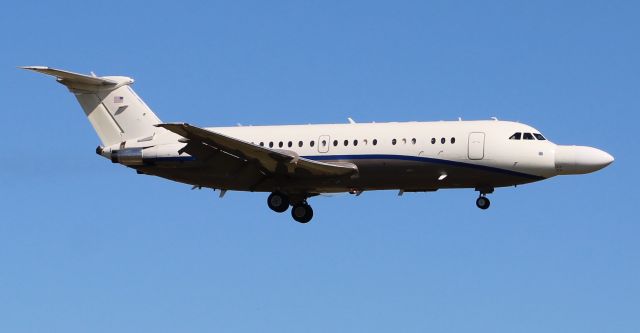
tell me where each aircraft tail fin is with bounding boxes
[21,66,162,146]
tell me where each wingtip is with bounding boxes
[19,65,48,70]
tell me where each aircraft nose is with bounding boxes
[555,145,614,175]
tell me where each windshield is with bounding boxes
[508,132,548,141]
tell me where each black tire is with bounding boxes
[291,203,313,223]
[476,196,491,210]
[267,192,289,213]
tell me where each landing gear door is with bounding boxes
[468,132,485,160]
[318,135,330,153]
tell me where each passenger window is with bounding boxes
[333,140,338,147]
[311,141,316,147]
[509,132,522,140]
[440,137,445,144]
[402,138,407,144]
[373,139,378,146]
[363,139,368,145]
[534,133,546,140]
[320,140,325,147]
[298,141,303,147]
[523,133,534,140]
[259,142,264,147]
[353,140,358,146]
[431,138,436,144]
[278,141,283,148]
[269,142,274,148]
[287,141,292,148]
[451,137,455,144]
[344,140,349,146]
[392,139,397,145]
[411,138,416,145]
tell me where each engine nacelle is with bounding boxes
[100,143,189,166]
[111,148,144,166]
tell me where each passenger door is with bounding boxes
[318,135,330,153]
[468,132,485,160]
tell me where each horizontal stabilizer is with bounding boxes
[157,123,358,177]
[20,66,117,86]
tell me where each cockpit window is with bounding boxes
[523,132,534,140]
[509,132,522,140]
[533,133,546,140]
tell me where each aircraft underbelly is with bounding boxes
[137,156,542,194]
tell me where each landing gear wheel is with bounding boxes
[291,203,313,223]
[476,196,491,210]
[267,192,289,213]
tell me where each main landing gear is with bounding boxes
[267,192,289,213]
[291,203,313,223]
[267,192,314,223]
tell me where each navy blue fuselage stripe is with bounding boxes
[303,154,545,180]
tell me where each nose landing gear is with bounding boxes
[475,187,493,210]
[476,195,491,210]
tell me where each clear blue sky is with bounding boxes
[1,1,638,332]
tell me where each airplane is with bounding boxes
[22,66,614,223]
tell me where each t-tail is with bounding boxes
[20,66,161,146]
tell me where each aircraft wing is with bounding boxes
[156,123,358,177]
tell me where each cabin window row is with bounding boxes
[509,132,546,141]
[255,137,456,148]
[257,139,380,148]
[328,139,379,147]
[391,137,456,145]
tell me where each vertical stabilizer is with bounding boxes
[21,66,162,146]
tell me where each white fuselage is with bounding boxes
[99,119,611,195]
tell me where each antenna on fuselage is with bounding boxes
[347,117,356,124]
[491,117,498,121]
